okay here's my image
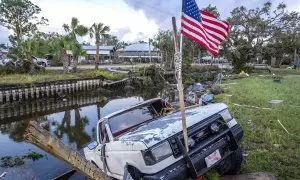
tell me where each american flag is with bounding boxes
[181,0,229,56]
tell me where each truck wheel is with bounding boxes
[127,166,142,180]
[217,148,243,175]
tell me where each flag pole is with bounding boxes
[172,17,189,152]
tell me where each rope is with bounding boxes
[174,52,184,92]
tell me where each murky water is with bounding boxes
[0,87,175,179]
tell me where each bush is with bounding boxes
[94,70,126,81]
[183,65,219,86]
[137,65,165,85]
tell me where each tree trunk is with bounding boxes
[29,55,36,74]
[72,55,78,72]
[95,41,100,70]
[62,49,69,73]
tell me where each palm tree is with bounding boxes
[20,39,48,74]
[89,23,110,70]
[63,17,88,40]
[49,35,73,73]
[71,43,87,72]
[62,17,88,72]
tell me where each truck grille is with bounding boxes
[169,117,227,158]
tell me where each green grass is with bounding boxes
[0,70,126,85]
[215,76,300,180]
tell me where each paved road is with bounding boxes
[46,64,154,70]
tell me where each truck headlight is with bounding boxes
[151,141,173,162]
[143,141,173,165]
[219,109,232,122]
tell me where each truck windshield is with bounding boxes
[109,106,154,137]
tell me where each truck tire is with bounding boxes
[217,148,243,175]
[127,165,142,180]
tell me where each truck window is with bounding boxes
[109,106,154,137]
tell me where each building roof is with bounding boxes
[82,45,115,51]
[119,43,157,52]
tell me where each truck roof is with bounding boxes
[99,98,163,122]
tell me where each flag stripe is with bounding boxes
[182,13,224,43]
[199,10,216,18]
[182,21,218,50]
[182,30,218,56]
[202,21,228,37]
[201,24,227,41]
[201,13,229,30]
[182,28,218,56]
[182,15,220,46]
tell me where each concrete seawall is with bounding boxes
[0,78,104,104]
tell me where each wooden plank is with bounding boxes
[24,121,108,180]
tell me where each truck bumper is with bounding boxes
[143,124,243,180]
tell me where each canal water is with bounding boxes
[0,87,176,179]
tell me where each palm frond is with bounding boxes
[75,25,88,36]
[71,17,79,30]
[62,24,70,33]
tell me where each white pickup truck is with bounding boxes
[84,98,243,180]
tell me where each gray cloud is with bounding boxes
[112,27,131,40]
[124,0,300,29]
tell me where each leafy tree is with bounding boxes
[89,23,110,70]
[226,2,290,70]
[203,4,220,18]
[0,0,48,45]
[102,35,118,46]
[115,41,128,50]
[62,17,88,72]
[153,30,174,69]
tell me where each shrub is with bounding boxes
[94,70,126,81]
[183,65,219,86]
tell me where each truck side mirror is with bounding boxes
[87,141,99,150]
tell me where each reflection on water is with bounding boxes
[0,87,175,179]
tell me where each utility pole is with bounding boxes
[149,38,152,64]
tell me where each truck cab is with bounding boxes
[84,98,243,180]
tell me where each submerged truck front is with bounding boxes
[84,99,243,180]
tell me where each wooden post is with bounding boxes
[0,91,3,103]
[294,49,297,67]
[24,121,107,180]
[12,90,16,101]
[172,17,189,152]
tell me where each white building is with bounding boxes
[117,43,162,62]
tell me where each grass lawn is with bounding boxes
[0,70,126,85]
[215,75,300,180]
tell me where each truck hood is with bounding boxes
[118,103,227,147]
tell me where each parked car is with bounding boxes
[1,58,16,66]
[84,98,243,180]
[32,56,49,67]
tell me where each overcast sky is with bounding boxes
[1,0,300,45]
